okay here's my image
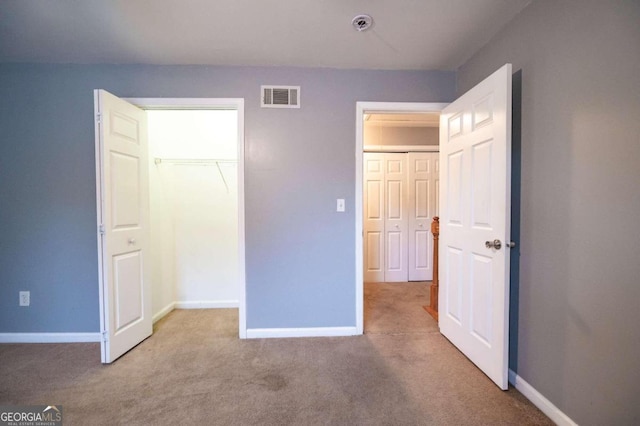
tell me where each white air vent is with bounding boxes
[261,85,300,108]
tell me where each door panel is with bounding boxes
[408,152,438,281]
[363,154,385,282]
[445,246,463,324]
[95,89,151,364]
[470,253,492,345]
[110,152,141,227]
[383,154,408,282]
[439,64,512,389]
[113,252,143,330]
[447,151,464,226]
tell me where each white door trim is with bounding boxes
[117,97,246,339]
[364,145,439,153]
[355,102,448,334]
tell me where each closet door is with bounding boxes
[94,89,152,364]
[408,152,439,281]
[363,153,385,282]
[383,154,409,282]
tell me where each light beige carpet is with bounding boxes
[0,282,552,425]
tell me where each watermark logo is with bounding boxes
[0,405,63,426]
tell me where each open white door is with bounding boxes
[95,89,152,363]
[439,64,512,389]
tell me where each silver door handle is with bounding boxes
[485,239,502,250]
[128,238,136,245]
[507,241,516,248]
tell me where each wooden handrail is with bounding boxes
[424,217,439,322]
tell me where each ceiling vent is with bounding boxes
[261,85,300,108]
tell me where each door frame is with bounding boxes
[355,101,448,334]
[97,97,247,339]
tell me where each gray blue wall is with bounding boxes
[457,1,640,424]
[0,64,455,332]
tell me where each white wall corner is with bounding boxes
[509,369,578,426]
[0,333,101,343]
[246,327,358,339]
[152,302,176,324]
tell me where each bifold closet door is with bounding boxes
[408,152,439,281]
[363,153,408,283]
[365,151,439,283]
[363,153,385,282]
[383,154,409,282]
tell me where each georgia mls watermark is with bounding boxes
[0,406,63,426]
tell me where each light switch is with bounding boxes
[337,199,345,212]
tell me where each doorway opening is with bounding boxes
[147,109,240,322]
[127,99,247,340]
[94,93,246,364]
[355,102,448,334]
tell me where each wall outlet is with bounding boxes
[19,291,30,307]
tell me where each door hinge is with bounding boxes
[101,330,108,342]
[99,224,105,235]
[96,113,102,124]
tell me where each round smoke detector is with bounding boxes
[352,14,374,32]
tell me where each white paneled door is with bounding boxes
[383,154,408,282]
[363,153,385,282]
[408,152,439,281]
[364,152,438,282]
[439,64,512,389]
[95,90,152,364]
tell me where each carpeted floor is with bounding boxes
[0,282,552,425]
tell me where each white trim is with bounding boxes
[93,90,108,362]
[355,102,448,334]
[124,98,244,109]
[236,103,247,339]
[246,327,359,339]
[122,97,247,340]
[175,300,239,309]
[152,302,176,324]
[509,369,578,426]
[363,144,439,153]
[0,333,101,343]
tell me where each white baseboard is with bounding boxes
[175,300,239,309]
[153,300,239,323]
[509,369,577,426]
[0,333,101,343]
[152,302,176,324]
[246,326,359,339]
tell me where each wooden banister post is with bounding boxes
[424,217,439,322]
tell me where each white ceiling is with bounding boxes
[0,0,531,70]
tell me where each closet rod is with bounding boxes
[154,157,234,193]
[154,158,237,165]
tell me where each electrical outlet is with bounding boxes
[19,291,30,307]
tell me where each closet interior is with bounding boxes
[147,110,239,317]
